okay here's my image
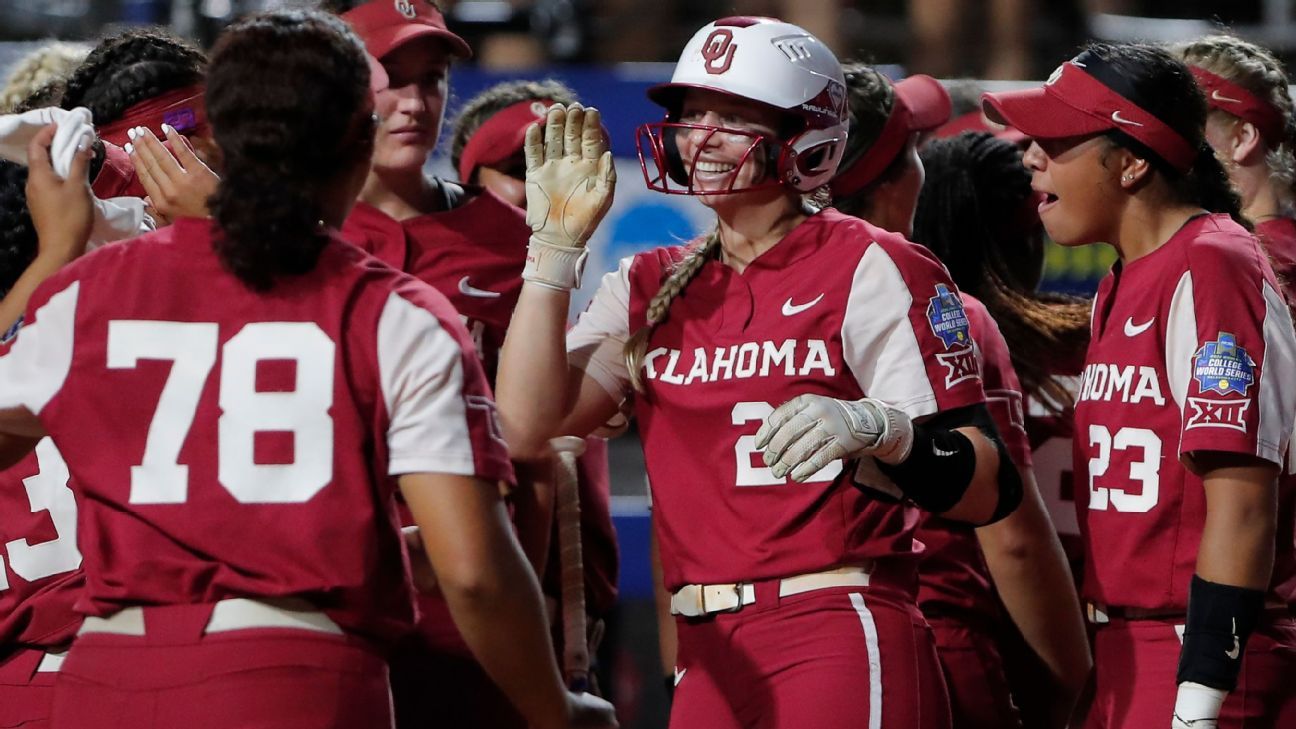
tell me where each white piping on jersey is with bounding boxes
[1165,271,1197,416]
[849,592,883,729]
[1260,279,1296,466]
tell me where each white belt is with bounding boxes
[78,598,343,637]
[670,564,874,618]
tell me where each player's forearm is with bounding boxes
[1197,462,1277,589]
[650,528,677,677]
[437,525,570,729]
[932,426,1002,523]
[977,471,1090,726]
[497,283,576,461]
[0,252,73,337]
[511,465,556,579]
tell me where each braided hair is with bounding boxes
[915,132,1091,411]
[1086,42,1248,229]
[206,9,374,291]
[0,42,89,114]
[1176,34,1296,209]
[623,231,721,393]
[60,28,206,127]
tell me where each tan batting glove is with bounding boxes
[522,103,616,291]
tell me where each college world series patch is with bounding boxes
[1186,332,1255,432]
[927,284,970,349]
[1192,332,1255,396]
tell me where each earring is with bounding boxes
[1123,174,1133,182]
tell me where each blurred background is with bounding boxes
[2,1,1293,726]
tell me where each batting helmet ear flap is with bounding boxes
[661,126,690,186]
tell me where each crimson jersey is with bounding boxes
[0,441,83,652]
[915,294,1031,620]
[0,218,512,644]
[1256,216,1296,290]
[569,209,986,589]
[1074,214,1296,611]
[341,187,528,382]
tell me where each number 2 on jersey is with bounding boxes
[107,321,335,505]
[732,401,841,485]
[1087,424,1161,512]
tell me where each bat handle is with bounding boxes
[550,436,589,691]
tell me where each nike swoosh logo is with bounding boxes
[933,443,957,457]
[1226,618,1241,660]
[1211,89,1243,104]
[674,667,687,686]
[1123,317,1154,337]
[458,276,501,299]
[782,293,824,316]
[1110,110,1145,127]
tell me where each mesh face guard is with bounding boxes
[636,121,789,195]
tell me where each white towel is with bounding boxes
[0,106,150,247]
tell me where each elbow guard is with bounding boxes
[875,404,1022,524]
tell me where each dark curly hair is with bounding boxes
[449,79,577,182]
[60,28,206,127]
[0,161,37,298]
[831,61,911,214]
[205,9,374,291]
[915,132,1091,410]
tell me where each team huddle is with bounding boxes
[0,1,1293,728]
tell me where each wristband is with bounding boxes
[876,424,976,514]
[522,237,589,291]
[1176,574,1264,691]
[1172,681,1226,727]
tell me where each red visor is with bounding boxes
[457,99,552,181]
[830,74,951,197]
[1190,66,1285,145]
[342,0,471,61]
[96,86,208,148]
[982,58,1196,172]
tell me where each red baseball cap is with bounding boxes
[831,74,951,197]
[981,49,1195,172]
[342,0,471,62]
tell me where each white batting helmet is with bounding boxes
[637,17,849,194]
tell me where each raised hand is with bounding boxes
[126,124,219,223]
[520,104,615,291]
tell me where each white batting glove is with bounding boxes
[522,103,616,291]
[755,395,915,482]
[1171,682,1225,729]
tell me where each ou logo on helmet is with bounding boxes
[701,29,737,75]
[395,0,417,19]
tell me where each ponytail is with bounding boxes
[204,10,372,291]
[623,232,721,392]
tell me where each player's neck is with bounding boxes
[359,168,443,221]
[713,197,807,273]
[1239,170,1284,223]
[1112,196,1207,264]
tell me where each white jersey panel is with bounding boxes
[378,290,475,476]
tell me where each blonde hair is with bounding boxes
[623,230,722,392]
[0,42,89,113]
[1176,34,1296,204]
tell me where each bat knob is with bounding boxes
[550,435,587,457]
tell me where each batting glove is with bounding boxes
[522,103,616,291]
[755,395,915,482]
[1171,682,1225,729]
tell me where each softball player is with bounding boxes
[333,2,616,720]
[0,10,613,729]
[985,42,1296,729]
[0,145,89,729]
[1178,35,1296,295]
[830,64,1090,729]
[497,17,1024,729]
[913,131,1094,729]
